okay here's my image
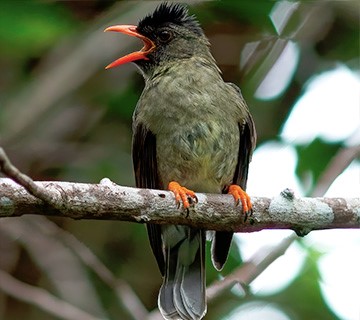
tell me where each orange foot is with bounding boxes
[228,184,252,220]
[168,181,198,210]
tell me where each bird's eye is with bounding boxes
[158,30,172,43]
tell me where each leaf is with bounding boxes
[295,138,342,194]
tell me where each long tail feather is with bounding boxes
[159,226,206,320]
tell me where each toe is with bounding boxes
[168,181,197,210]
[228,184,252,217]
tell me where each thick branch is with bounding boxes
[1,178,359,233]
[0,147,59,204]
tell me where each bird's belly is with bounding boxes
[156,122,239,193]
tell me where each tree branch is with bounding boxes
[206,233,297,300]
[39,217,149,320]
[1,147,359,233]
[0,269,104,320]
[1,142,359,320]
[311,144,360,197]
[0,178,358,233]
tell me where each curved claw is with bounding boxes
[168,181,197,210]
[228,184,252,220]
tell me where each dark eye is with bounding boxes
[158,30,172,43]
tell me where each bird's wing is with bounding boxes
[233,113,256,189]
[228,82,256,189]
[132,122,165,275]
[212,83,256,270]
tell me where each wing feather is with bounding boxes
[132,122,165,275]
[212,83,256,270]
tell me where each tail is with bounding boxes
[158,226,206,320]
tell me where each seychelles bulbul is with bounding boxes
[105,3,256,320]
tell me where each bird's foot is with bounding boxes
[168,181,198,210]
[228,184,252,221]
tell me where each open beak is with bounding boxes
[104,25,155,69]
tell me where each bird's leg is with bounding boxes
[168,181,198,210]
[228,185,252,220]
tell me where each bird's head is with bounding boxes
[105,3,210,74]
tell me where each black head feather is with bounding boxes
[138,2,204,36]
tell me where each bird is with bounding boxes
[105,3,256,319]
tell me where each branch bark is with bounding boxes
[1,178,359,233]
[0,141,359,320]
[1,146,359,233]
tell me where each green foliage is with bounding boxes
[0,1,76,58]
[208,0,274,27]
[271,245,339,320]
[295,138,342,194]
[95,84,140,120]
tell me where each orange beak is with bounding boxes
[104,25,155,69]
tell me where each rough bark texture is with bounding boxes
[1,178,358,234]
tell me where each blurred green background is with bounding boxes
[0,1,359,320]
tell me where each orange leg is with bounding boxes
[168,181,198,210]
[228,185,252,218]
